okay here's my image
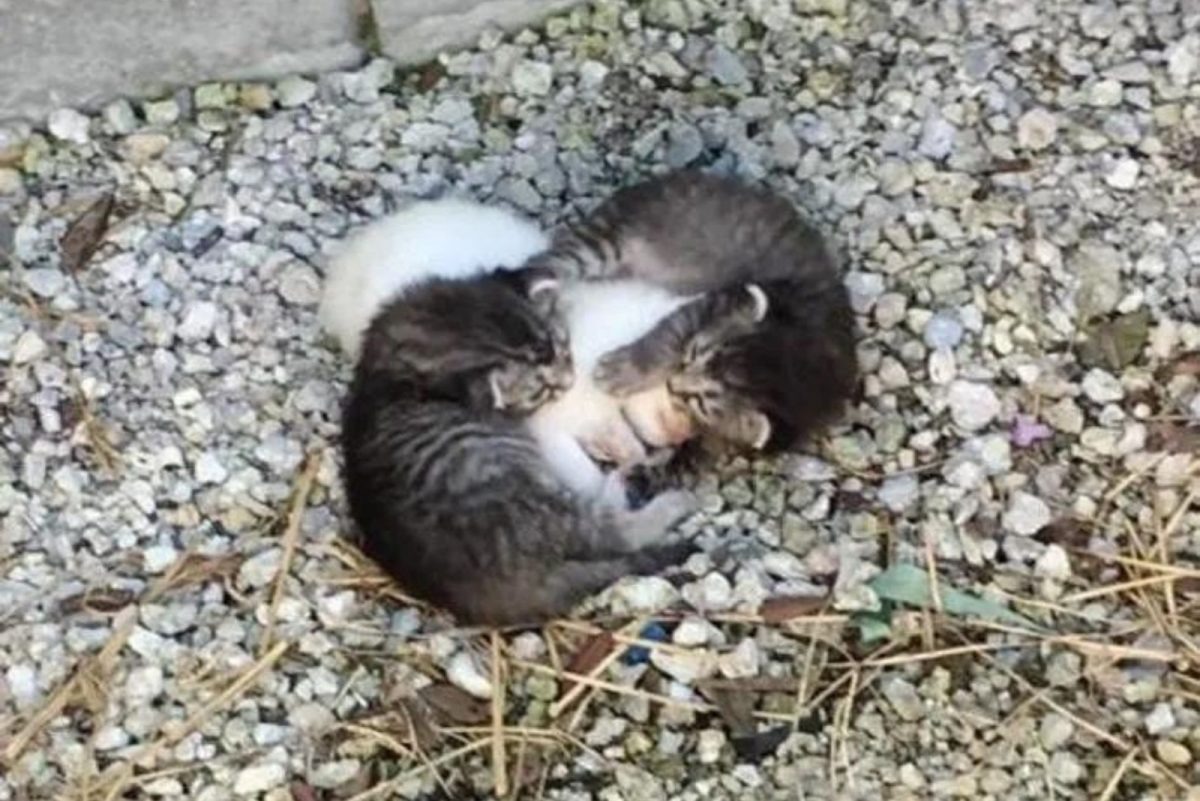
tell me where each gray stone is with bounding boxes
[1017,107,1058,150]
[177,301,219,342]
[373,0,586,66]
[102,99,138,134]
[706,44,749,85]
[276,76,317,108]
[24,268,67,298]
[924,310,964,350]
[511,60,554,96]
[665,123,704,167]
[947,380,1001,431]
[917,114,956,159]
[1,0,362,123]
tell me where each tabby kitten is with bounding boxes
[530,169,859,453]
[341,267,697,626]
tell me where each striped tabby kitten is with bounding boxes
[341,267,697,626]
[531,169,859,453]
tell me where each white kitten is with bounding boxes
[319,198,550,360]
[319,198,689,499]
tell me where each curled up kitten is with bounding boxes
[320,197,697,495]
[531,169,859,455]
[342,268,698,626]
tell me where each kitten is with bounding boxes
[342,267,697,626]
[529,169,859,453]
[319,197,692,489]
[318,197,551,360]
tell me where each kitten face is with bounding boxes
[664,284,772,450]
[487,270,574,413]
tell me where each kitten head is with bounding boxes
[668,282,857,452]
[484,267,573,412]
[361,266,573,413]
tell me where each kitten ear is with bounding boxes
[746,410,772,450]
[744,283,769,322]
[527,276,560,301]
[489,370,510,410]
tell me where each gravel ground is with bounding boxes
[3,1,1200,799]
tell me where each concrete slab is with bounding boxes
[371,0,585,64]
[0,0,364,122]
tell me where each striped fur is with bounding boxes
[342,269,697,627]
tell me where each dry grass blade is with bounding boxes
[758,594,828,623]
[98,640,289,801]
[2,606,135,765]
[144,551,242,602]
[260,450,321,656]
[60,192,115,273]
[491,631,509,798]
[1097,747,1140,801]
[72,386,122,474]
[346,738,491,801]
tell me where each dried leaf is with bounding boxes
[732,725,791,763]
[289,781,320,801]
[758,594,827,623]
[1147,422,1200,454]
[1166,350,1200,378]
[1077,309,1150,370]
[707,687,755,737]
[59,193,114,273]
[399,696,440,751]
[145,551,242,600]
[58,587,137,616]
[1036,517,1090,549]
[869,563,1036,630]
[565,631,615,676]
[418,684,489,725]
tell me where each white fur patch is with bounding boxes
[317,198,550,359]
[746,283,769,322]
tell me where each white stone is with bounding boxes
[1145,703,1175,735]
[1166,34,1199,86]
[1003,492,1052,536]
[6,664,38,709]
[446,650,492,699]
[696,729,726,764]
[12,331,48,364]
[311,760,361,789]
[238,548,282,588]
[194,451,229,484]
[103,99,138,134]
[947,380,1001,431]
[278,263,321,305]
[681,572,734,612]
[1035,544,1070,581]
[1081,368,1124,404]
[177,301,219,341]
[143,545,179,573]
[613,576,679,613]
[649,647,718,684]
[1039,713,1074,750]
[717,638,760,679]
[511,60,553,96]
[1105,158,1139,190]
[233,762,286,796]
[1016,108,1058,150]
[276,76,317,107]
[671,617,713,646]
[878,474,919,512]
[48,108,91,143]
